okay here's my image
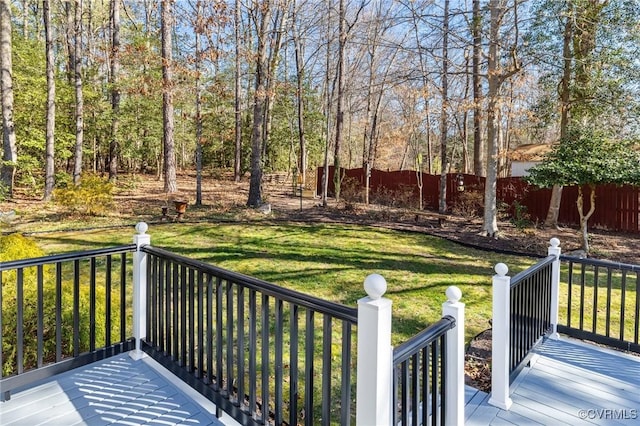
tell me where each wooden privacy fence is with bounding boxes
[317,166,640,233]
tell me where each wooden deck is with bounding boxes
[0,354,235,426]
[465,337,640,425]
[2,337,639,425]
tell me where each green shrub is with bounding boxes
[511,201,532,230]
[1,234,124,376]
[53,173,114,215]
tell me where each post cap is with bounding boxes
[494,263,508,276]
[549,237,560,248]
[364,273,387,300]
[135,222,148,234]
[445,285,462,303]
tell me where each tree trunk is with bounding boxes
[161,0,177,194]
[576,185,597,253]
[247,0,273,207]
[233,0,242,182]
[439,0,449,214]
[43,0,55,201]
[545,5,573,228]
[0,0,16,197]
[72,0,83,185]
[261,8,287,172]
[195,1,203,206]
[472,0,484,177]
[109,0,120,181]
[320,0,332,207]
[292,3,306,185]
[333,0,346,202]
[483,0,502,237]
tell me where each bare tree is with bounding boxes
[43,0,55,201]
[439,0,450,214]
[233,0,242,182]
[161,0,177,193]
[320,0,333,207]
[362,3,399,205]
[472,0,484,176]
[247,0,278,207]
[194,0,203,205]
[261,5,288,169]
[332,0,346,201]
[292,0,307,185]
[0,0,16,197]
[108,0,120,181]
[68,0,84,185]
[482,0,521,237]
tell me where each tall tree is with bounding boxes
[108,0,120,181]
[362,2,398,205]
[161,0,177,193]
[70,0,84,185]
[43,0,55,201]
[247,0,276,207]
[483,0,521,237]
[406,0,433,175]
[194,0,203,206]
[292,0,307,185]
[0,0,16,197]
[233,0,242,182]
[439,0,449,214]
[527,0,640,228]
[472,0,484,176]
[261,4,288,170]
[332,0,346,201]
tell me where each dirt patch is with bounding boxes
[465,329,492,392]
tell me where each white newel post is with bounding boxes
[443,286,465,426]
[488,263,513,410]
[356,274,393,426]
[548,238,561,340]
[130,222,150,361]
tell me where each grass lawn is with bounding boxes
[33,221,536,344]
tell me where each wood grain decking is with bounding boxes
[465,337,640,425]
[2,337,638,425]
[0,354,229,426]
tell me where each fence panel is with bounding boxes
[317,166,640,233]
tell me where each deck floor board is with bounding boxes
[465,337,640,425]
[0,354,224,426]
[3,337,639,425]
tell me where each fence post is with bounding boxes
[356,273,393,426]
[548,238,561,340]
[488,263,513,410]
[443,286,465,426]
[130,222,150,361]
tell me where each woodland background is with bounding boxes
[0,0,638,234]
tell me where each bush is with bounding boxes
[53,173,114,215]
[452,189,484,218]
[341,177,364,203]
[511,201,532,230]
[370,184,418,209]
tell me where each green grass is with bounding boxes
[34,222,535,344]
[558,265,639,342]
